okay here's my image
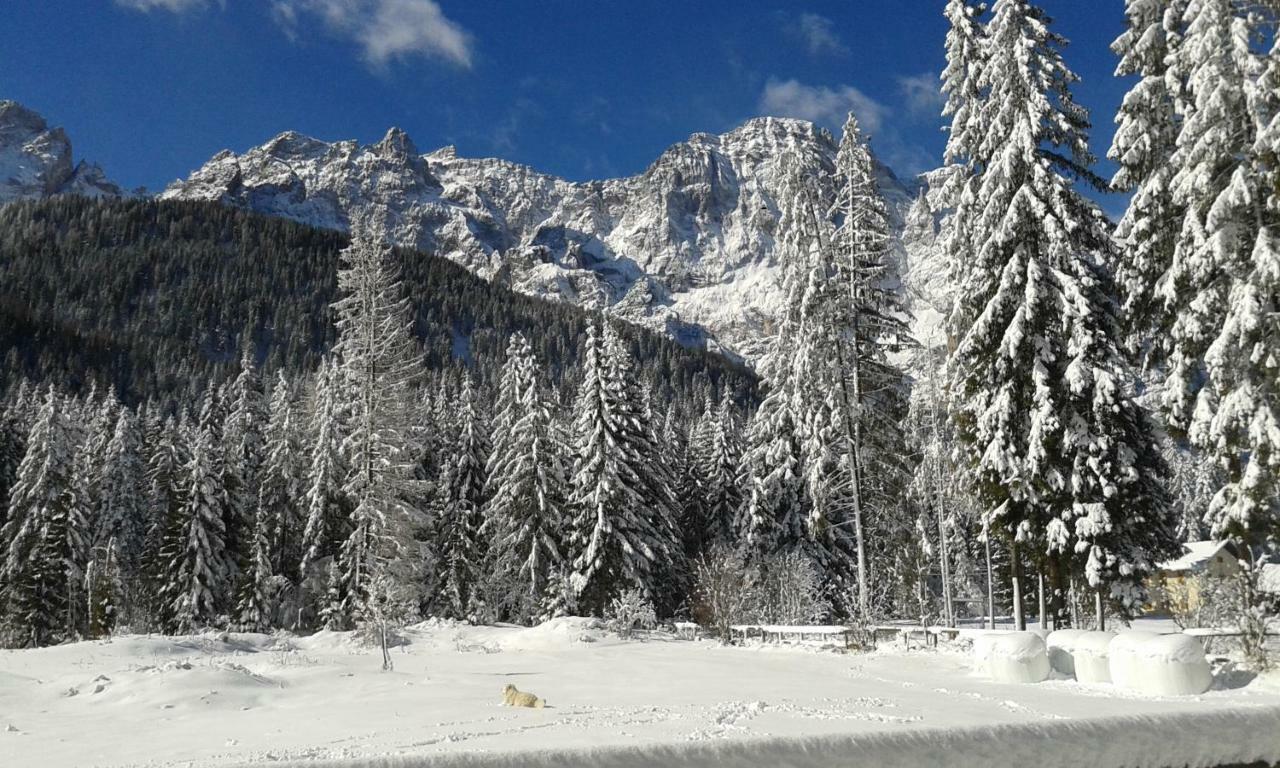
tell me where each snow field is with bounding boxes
[2,619,1277,768]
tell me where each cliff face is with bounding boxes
[0,101,123,204]
[163,116,933,364]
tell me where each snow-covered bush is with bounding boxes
[1073,631,1115,684]
[754,550,831,625]
[607,588,656,639]
[1130,634,1212,695]
[693,546,756,643]
[982,632,1050,684]
[357,573,419,670]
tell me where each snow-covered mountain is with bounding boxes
[163,117,932,364]
[0,101,123,203]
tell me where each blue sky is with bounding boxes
[1,0,1131,200]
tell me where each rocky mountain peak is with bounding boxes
[162,117,936,366]
[0,100,123,203]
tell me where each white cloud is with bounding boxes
[786,12,848,57]
[897,72,945,118]
[115,0,213,12]
[273,0,474,69]
[757,78,886,135]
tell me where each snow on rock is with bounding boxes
[0,100,123,203]
[162,117,927,366]
[1109,631,1162,690]
[1046,629,1085,677]
[1073,631,1116,684]
[981,632,1050,684]
[1128,635,1213,696]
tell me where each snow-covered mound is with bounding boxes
[1046,629,1085,677]
[1109,632,1162,690]
[162,117,927,365]
[1128,635,1213,696]
[0,101,123,204]
[495,616,609,651]
[981,632,1051,684]
[1073,631,1116,684]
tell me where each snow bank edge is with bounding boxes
[250,705,1280,768]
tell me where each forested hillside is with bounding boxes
[0,196,755,409]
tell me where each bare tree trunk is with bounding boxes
[1011,540,1025,631]
[1094,589,1105,631]
[1038,572,1047,630]
[1070,578,1080,628]
[984,521,996,631]
[381,621,392,671]
[927,348,954,627]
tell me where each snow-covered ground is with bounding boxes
[2,618,1278,768]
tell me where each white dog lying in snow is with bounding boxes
[501,683,546,708]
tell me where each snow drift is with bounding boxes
[263,706,1280,768]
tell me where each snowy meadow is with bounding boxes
[3,619,1279,768]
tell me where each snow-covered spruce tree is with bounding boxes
[0,395,26,536]
[92,408,146,630]
[0,389,81,647]
[172,419,231,632]
[140,415,188,631]
[691,397,741,556]
[483,334,568,621]
[1162,0,1279,555]
[822,114,915,618]
[331,228,425,628]
[435,374,490,620]
[233,508,274,633]
[259,372,305,580]
[298,359,350,627]
[945,0,1178,627]
[935,0,990,343]
[222,347,267,584]
[735,158,816,565]
[613,336,684,611]
[1109,0,1189,367]
[566,319,675,616]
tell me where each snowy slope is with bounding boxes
[162,118,931,364]
[1,619,1276,768]
[0,101,123,203]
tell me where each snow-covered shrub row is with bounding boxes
[692,548,832,642]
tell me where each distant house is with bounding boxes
[1148,540,1242,614]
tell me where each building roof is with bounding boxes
[1157,540,1235,573]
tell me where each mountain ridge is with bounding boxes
[161,116,931,364]
[0,100,124,203]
